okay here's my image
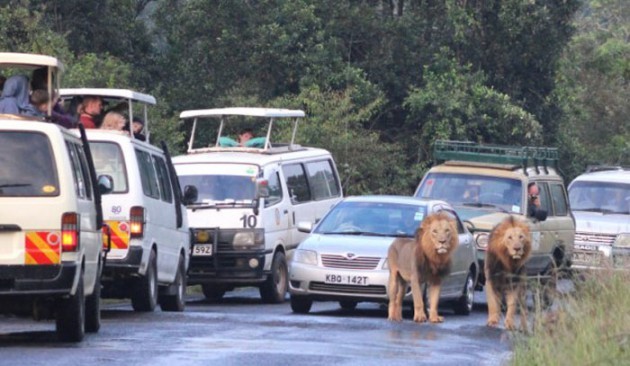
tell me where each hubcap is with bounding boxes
[466,276,474,310]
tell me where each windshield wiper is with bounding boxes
[322,231,391,237]
[0,183,32,188]
[462,202,509,213]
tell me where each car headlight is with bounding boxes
[475,232,489,250]
[614,233,630,248]
[293,249,318,265]
[233,229,264,248]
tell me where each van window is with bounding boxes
[136,149,160,199]
[305,160,340,200]
[66,142,91,199]
[549,183,568,216]
[76,145,93,199]
[282,163,311,204]
[91,142,128,193]
[536,182,552,214]
[0,131,59,197]
[153,155,173,203]
[265,171,283,207]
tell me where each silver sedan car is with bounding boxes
[289,195,479,315]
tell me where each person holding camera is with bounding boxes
[527,182,548,220]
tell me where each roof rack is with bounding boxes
[433,140,559,175]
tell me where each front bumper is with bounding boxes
[289,261,391,303]
[572,244,630,270]
[187,249,269,285]
[0,263,78,296]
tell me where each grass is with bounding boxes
[511,270,630,366]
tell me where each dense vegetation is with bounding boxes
[1,0,627,195]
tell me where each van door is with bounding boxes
[527,181,555,274]
[548,182,575,267]
[261,169,291,251]
[303,159,342,223]
[281,163,314,249]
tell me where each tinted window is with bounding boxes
[178,175,255,202]
[417,173,523,213]
[265,171,283,207]
[315,201,427,237]
[305,160,340,200]
[282,164,311,204]
[0,132,58,197]
[549,184,568,216]
[91,142,128,193]
[66,142,90,199]
[76,145,93,199]
[537,182,552,214]
[136,149,160,199]
[153,155,173,203]
[569,181,630,214]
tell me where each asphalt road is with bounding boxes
[0,288,514,366]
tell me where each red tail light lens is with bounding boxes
[61,212,80,252]
[130,206,145,238]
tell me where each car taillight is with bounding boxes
[130,206,145,238]
[61,212,80,252]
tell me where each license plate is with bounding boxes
[325,274,369,286]
[192,244,213,256]
[572,251,600,264]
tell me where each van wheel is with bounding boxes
[453,270,475,315]
[85,265,102,333]
[290,295,312,314]
[56,274,85,342]
[160,255,186,312]
[132,250,158,312]
[202,284,226,302]
[260,252,288,304]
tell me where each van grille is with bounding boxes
[309,282,386,295]
[575,232,616,245]
[320,254,381,270]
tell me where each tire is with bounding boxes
[85,265,102,333]
[160,255,186,312]
[290,295,312,314]
[202,284,226,302]
[132,250,158,312]
[260,251,288,304]
[453,270,475,315]
[339,300,358,311]
[56,274,85,342]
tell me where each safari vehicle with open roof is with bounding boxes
[58,88,191,312]
[172,108,343,303]
[568,166,630,270]
[0,53,110,341]
[414,140,575,287]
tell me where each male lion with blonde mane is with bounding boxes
[387,211,458,323]
[485,216,532,331]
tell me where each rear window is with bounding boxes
[91,142,128,193]
[0,131,59,197]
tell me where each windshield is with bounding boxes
[91,142,128,193]
[179,174,256,203]
[0,131,59,197]
[569,181,630,214]
[314,201,427,237]
[416,172,523,214]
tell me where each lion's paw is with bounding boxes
[504,319,516,331]
[413,314,427,323]
[487,318,500,328]
[388,315,402,322]
[429,315,444,323]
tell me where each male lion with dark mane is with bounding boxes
[387,211,458,323]
[485,216,532,331]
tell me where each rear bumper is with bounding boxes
[103,246,143,275]
[0,263,78,296]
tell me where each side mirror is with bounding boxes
[297,221,314,233]
[256,178,270,199]
[97,175,114,195]
[182,185,198,205]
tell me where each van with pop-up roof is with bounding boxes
[0,53,111,342]
[172,108,343,303]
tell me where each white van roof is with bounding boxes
[180,108,304,119]
[59,88,156,105]
[172,147,331,167]
[0,52,63,70]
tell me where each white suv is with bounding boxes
[568,167,630,270]
[60,89,191,312]
[0,53,109,342]
[173,108,343,303]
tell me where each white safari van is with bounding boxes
[59,89,191,312]
[173,108,343,303]
[0,53,109,341]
